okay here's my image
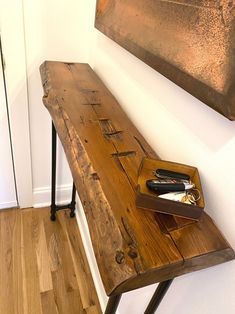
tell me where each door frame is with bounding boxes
[0,0,33,208]
[0,40,18,208]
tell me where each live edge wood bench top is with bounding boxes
[40,61,235,297]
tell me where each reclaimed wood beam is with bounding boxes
[40,61,235,296]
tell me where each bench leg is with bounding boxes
[50,122,76,221]
[144,279,173,314]
[50,122,57,221]
[69,183,76,218]
[105,294,122,314]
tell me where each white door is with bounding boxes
[0,45,17,209]
[0,0,33,208]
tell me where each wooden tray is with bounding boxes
[136,158,205,220]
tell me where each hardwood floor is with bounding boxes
[0,207,102,314]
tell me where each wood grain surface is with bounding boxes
[40,61,235,296]
[0,207,101,314]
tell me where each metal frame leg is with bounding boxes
[69,183,76,218]
[50,122,77,221]
[144,279,173,314]
[105,294,122,314]
[50,122,57,221]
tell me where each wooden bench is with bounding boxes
[40,61,235,314]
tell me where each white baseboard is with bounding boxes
[75,198,113,313]
[33,183,73,208]
[0,200,18,209]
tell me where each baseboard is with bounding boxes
[33,184,73,208]
[0,200,18,210]
[75,198,114,313]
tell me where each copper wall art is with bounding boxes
[95,0,235,120]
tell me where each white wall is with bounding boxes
[23,0,93,206]
[89,23,235,314]
[87,3,235,313]
[23,1,235,313]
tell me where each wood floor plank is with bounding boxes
[43,210,78,292]
[0,207,101,314]
[51,268,80,314]
[41,290,59,314]
[55,212,79,292]
[67,289,86,314]
[21,210,29,314]
[12,209,24,314]
[32,209,53,293]
[0,209,24,314]
[22,210,43,314]
[85,305,102,314]
[43,209,84,313]
[62,210,102,313]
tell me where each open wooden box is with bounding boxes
[136,158,205,220]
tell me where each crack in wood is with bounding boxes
[98,118,123,139]
[84,90,101,104]
[43,80,48,87]
[159,0,219,10]
[98,118,117,134]
[80,116,85,125]
[121,217,137,247]
[91,105,99,115]
[111,155,125,173]
[65,62,75,66]
[111,151,136,158]
[104,130,123,137]
[133,136,150,157]
[82,103,101,106]
[154,214,170,235]
[65,63,73,71]
[81,89,99,93]
[120,217,144,274]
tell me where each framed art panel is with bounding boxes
[95,1,235,120]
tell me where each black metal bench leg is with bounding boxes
[50,122,57,221]
[69,183,76,218]
[144,279,173,314]
[50,122,77,221]
[105,294,122,314]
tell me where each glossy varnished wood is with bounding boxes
[40,61,235,296]
[0,207,101,314]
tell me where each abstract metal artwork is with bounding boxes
[95,0,235,120]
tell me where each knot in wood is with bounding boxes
[91,173,100,180]
[115,251,125,264]
[128,248,138,259]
